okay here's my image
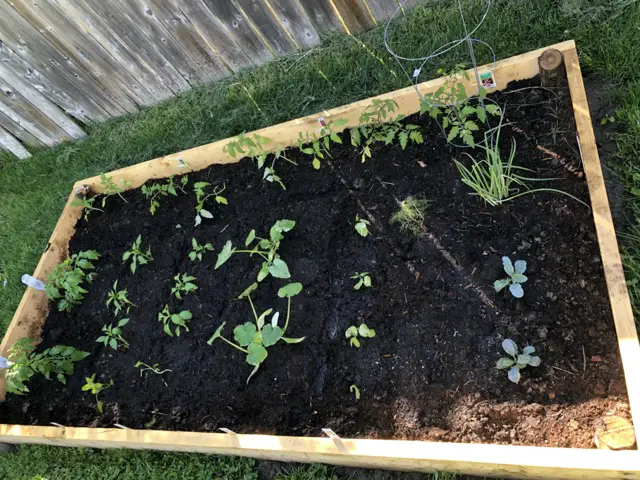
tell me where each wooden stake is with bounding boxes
[538,48,566,88]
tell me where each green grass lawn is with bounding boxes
[1,0,639,478]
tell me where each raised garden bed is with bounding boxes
[1,41,640,479]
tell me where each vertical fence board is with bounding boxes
[295,0,347,37]
[330,0,376,32]
[365,0,402,23]
[233,0,297,56]
[0,125,31,159]
[263,0,322,50]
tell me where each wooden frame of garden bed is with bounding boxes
[1,40,639,479]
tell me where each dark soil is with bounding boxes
[0,77,630,448]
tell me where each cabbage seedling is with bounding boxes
[122,235,153,274]
[4,338,89,396]
[351,272,372,290]
[494,256,528,298]
[345,323,376,348]
[157,305,192,337]
[189,238,214,262]
[96,318,130,351]
[171,273,198,299]
[46,250,101,312]
[208,282,304,384]
[496,339,541,384]
[355,215,371,237]
[82,373,113,413]
[106,280,136,315]
[194,182,227,226]
[215,220,295,282]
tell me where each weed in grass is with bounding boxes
[496,339,541,384]
[189,237,214,262]
[45,250,100,312]
[208,282,304,384]
[171,273,198,299]
[390,196,430,237]
[82,374,113,413]
[96,318,130,351]
[157,305,193,337]
[122,235,153,274]
[106,280,136,315]
[4,338,88,395]
[141,175,188,215]
[351,99,423,162]
[194,181,227,226]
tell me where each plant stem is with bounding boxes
[234,250,269,262]
[219,335,248,354]
[247,295,258,324]
[283,297,291,335]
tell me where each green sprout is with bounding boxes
[171,273,198,299]
[494,256,528,298]
[45,250,100,312]
[351,272,372,290]
[96,318,130,351]
[355,215,371,237]
[157,305,192,337]
[122,235,153,274]
[189,238,214,262]
[345,323,376,348]
[496,339,541,384]
[99,173,132,207]
[297,119,348,169]
[106,280,136,315]
[350,384,361,401]
[141,175,188,215]
[194,182,227,226]
[208,282,304,384]
[82,373,113,413]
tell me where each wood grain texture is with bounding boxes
[564,46,640,444]
[0,124,31,158]
[263,0,322,50]
[331,0,376,32]
[362,0,400,24]
[297,0,348,36]
[1,40,639,478]
[0,110,46,148]
[234,0,298,55]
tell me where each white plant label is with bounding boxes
[22,274,45,291]
[413,68,421,78]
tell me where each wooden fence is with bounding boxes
[0,0,422,159]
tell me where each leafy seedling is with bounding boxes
[141,175,188,215]
[208,282,304,383]
[351,272,372,290]
[100,173,132,207]
[122,235,153,274]
[496,339,541,384]
[189,238,214,262]
[390,196,430,237]
[71,196,103,221]
[297,119,348,169]
[355,215,371,237]
[158,305,192,337]
[215,220,295,283]
[96,318,130,351]
[4,338,89,396]
[135,361,172,377]
[106,280,136,315]
[350,384,361,401]
[494,256,528,298]
[345,323,376,348]
[194,182,227,226]
[82,373,113,413]
[46,250,100,312]
[171,273,198,299]
[351,99,423,162]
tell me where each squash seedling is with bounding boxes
[122,235,153,274]
[96,318,130,351]
[71,197,103,221]
[189,238,214,262]
[494,256,528,298]
[215,220,295,282]
[171,273,198,299]
[208,282,304,384]
[82,373,113,413]
[345,323,376,348]
[4,338,89,396]
[46,250,101,312]
[158,305,192,337]
[496,339,541,384]
[106,280,136,315]
[350,384,361,401]
[141,175,188,215]
[354,215,371,237]
[390,196,430,237]
[351,272,372,290]
[351,99,423,162]
[194,182,227,226]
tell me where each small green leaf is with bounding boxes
[345,326,358,338]
[261,325,283,347]
[238,282,259,299]
[349,337,361,348]
[246,343,267,366]
[109,338,118,350]
[508,366,521,383]
[363,276,372,287]
[281,336,305,344]
[245,229,256,246]
[496,357,515,369]
[215,241,235,269]
[502,339,518,356]
[268,258,291,279]
[199,209,213,219]
[215,196,228,205]
[234,323,258,347]
[493,278,510,292]
[514,260,527,274]
[257,308,272,330]
[257,262,270,282]
[312,158,321,169]
[179,310,192,320]
[447,126,460,142]
[358,324,376,338]
[502,256,515,276]
[522,345,535,355]
[528,356,541,367]
[511,273,528,284]
[278,282,303,298]
[355,221,369,237]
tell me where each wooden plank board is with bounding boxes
[125,0,230,85]
[8,0,143,114]
[297,0,348,36]
[233,0,298,56]
[0,124,31,159]
[2,41,639,479]
[0,110,46,149]
[364,0,402,23]
[564,47,640,444]
[172,0,255,72]
[0,2,114,121]
[263,0,322,50]
[330,0,376,32]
